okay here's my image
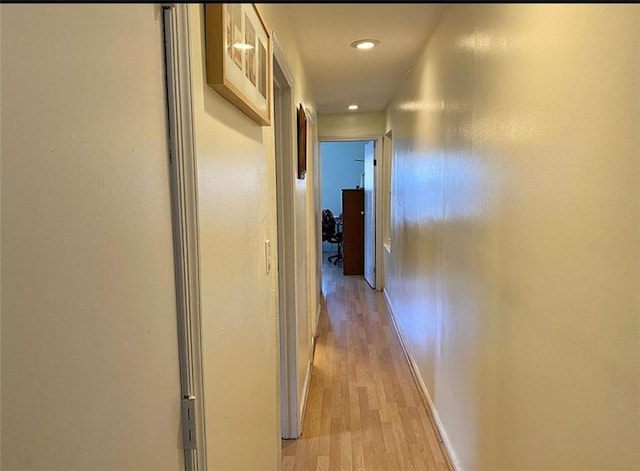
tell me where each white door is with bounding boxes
[364,141,376,288]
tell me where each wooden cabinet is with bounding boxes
[341,188,364,275]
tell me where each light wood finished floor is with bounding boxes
[282,256,452,471]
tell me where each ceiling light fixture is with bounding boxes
[348,104,359,110]
[350,39,379,50]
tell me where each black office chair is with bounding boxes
[322,209,342,265]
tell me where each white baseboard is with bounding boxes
[298,337,315,435]
[382,289,462,471]
[299,302,322,435]
[314,301,322,338]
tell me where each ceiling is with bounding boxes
[286,3,450,114]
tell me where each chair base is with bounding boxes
[328,253,342,266]
[324,237,342,266]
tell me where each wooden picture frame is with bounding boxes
[204,4,271,126]
[297,104,307,179]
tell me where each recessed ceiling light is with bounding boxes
[348,104,359,110]
[350,39,379,50]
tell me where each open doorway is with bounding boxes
[320,139,379,288]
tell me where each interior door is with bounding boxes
[363,140,376,288]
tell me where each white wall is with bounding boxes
[188,4,318,467]
[1,5,183,469]
[318,111,386,139]
[188,6,278,469]
[385,4,639,470]
[257,3,321,432]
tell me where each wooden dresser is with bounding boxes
[341,188,364,275]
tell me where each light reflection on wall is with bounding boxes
[385,4,640,471]
[456,31,534,56]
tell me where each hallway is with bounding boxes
[282,258,451,471]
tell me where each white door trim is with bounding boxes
[364,140,376,288]
[162,5,206,470]
[273,47,299,439]
[272,32,294,87]
[373,138,383,291]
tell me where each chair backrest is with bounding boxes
[322,209,336,241]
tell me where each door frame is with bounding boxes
[363,140,376,289]
[272,35,300,439]
[318,135,383,290]
[162,5,206,470]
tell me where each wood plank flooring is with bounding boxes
[282,256,452,471]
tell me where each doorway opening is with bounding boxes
[319,139,381,289]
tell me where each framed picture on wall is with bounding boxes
[204,4,271,126]
[297,104,307,179]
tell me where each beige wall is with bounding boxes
[318,111,386,139]
[258,3,320,430]
[188,4,317,468]
[385,4,639,470]
[1,4,183,469]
